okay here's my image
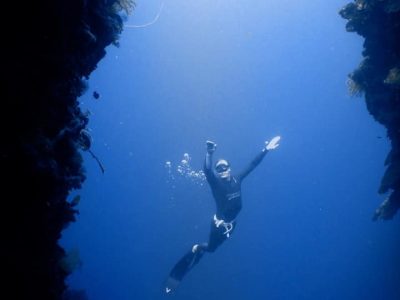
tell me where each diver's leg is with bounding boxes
[164,219,236,294]
[164,222,221,293]
[164,244,205,294]
[203,218,235,252]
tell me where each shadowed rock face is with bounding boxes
[2,1,133,299]
[339,0,400,220]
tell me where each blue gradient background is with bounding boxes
[61,1,400,299]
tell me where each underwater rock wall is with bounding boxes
[339,0,400,220]
[2,1,133,299]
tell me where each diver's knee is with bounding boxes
[192,243,208,253]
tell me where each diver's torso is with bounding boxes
[211,176,242,222]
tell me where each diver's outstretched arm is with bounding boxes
[238,136,280,180]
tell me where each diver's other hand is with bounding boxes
[265,136,281,151]
[206,140,217,154]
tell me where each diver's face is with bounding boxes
[219,169,231,180]
[216,164,231,180]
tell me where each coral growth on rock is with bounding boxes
[2,1,134,299]
[339,0,400,220]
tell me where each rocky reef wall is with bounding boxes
[2,1,133,299]
[339,0,400,221]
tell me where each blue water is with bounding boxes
[61,1,400,299]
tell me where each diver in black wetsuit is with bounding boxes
[164,137,280,294]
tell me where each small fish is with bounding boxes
[93,91,100,99]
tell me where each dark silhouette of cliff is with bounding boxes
[339,0,400,221]
[2,1,134,299]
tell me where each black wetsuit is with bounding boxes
[201,148,268,252]
[164,148,268,294]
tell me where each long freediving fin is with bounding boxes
[164,247,204,294]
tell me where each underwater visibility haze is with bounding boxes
[60,1,400,299]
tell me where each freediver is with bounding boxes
[164,136,281,294]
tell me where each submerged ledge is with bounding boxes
[340,0,400,220]
[2,1,134,299]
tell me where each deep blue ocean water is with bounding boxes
[61,1,400,299]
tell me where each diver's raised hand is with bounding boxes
[265,136,281,151]
[206,140,217,154]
